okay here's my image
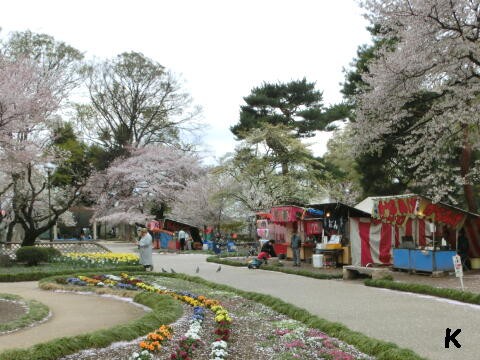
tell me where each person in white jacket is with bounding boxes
[138,228,153,271]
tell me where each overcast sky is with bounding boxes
[0,0,371,163]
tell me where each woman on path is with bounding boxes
[138,228,153,271]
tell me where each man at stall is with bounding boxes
[291,230,302,267]
[457,228,470,270]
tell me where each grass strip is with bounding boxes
[365,278,480,305]
[206,255,342,279]
[0,294,50,334]
[0,284,183,360]
[0,265,143,282]
[131,272,426,360]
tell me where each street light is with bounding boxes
[44,162,56,242]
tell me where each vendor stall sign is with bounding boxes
[373,196,417,225]
[305,221,322,235]
[270,206,304,223]
[453,254,464,290]
[373,196,467,229]
[420,202,466,229]
[147,220,161,232]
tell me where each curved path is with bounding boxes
[105,242,480,360]
[0,281,146,351]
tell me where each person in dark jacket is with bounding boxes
[257,239,276,264]
[457,228,470,270]
[291,230,302,266]
[261,239,277,258]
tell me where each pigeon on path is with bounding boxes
[195,266,199,273]
[170,268,176,274]
[161,268,167,273]
[216,265,221,272]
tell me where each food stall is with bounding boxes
[256,205,318,261]
[147,218,200,250]
[354,194,480,272]
[257,203,359,266]
[307,202,369,266]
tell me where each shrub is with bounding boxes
[15,247,49,266]
[43,247,62,261]
[0,254,13,267]
[379,274,394,281]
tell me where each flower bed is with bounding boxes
[55,253,140,267]
[48,274,375,360]
[56,273,233,360]
[56,274,143,291]
[122,276,232,360]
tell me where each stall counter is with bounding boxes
[393,248,456,272]
[286,243,315,261]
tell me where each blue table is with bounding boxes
[393,249,456,272]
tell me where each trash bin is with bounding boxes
[471,258,480,269]
[312,254,324,268]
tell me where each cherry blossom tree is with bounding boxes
[0,36,87,245]
[170,171,245,229]
[90,144,201,225]
[354,0,480,210]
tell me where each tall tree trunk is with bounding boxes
[22,231,38,247]
[6,220,17,243]
[460,125,477,213]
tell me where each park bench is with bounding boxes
[343,265,391,280]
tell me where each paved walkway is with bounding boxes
[1,242,478,359]
[104,242,480,360]
[0,281,146,351]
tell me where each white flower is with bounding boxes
[211,349,228,357]
[211,340,227,349]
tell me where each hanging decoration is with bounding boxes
[372,196,467,229]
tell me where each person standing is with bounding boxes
[178,229,187,251]
[291,230,302,267]
[185,232,192,250]
[138,228,153,271]
[457,228,470,270]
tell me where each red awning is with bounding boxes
[373,196,467,229]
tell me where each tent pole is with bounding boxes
[455,228,458,252]
[413,218,417,248]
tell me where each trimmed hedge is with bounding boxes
[206,256,343,280]
[0,285,183,360]
[15,247,50,266]
[365,278,480,305]
[0,265,144,282]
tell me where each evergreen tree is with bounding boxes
[231,78,346,175]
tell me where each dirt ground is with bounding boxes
[0,300,26,324]
[240,256,480,293]
[387,268,480,293]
